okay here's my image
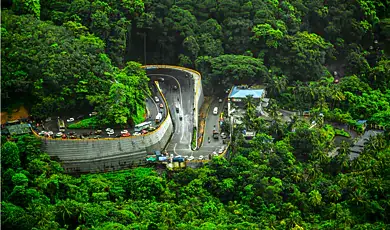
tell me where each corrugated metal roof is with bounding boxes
[229,86,264,99]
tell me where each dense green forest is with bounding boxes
[2,0,390,229]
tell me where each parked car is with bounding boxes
[105,128,113,132]
[95,130,102,135]
[121,132,131,137]
[66,118,75,122]
[94,135,101,139]
[68,132,76,136]
[47,131,54,136]
[56,132,63,137]
[133,132,141,136]
[147,126,156,131]
[115,134,122,138]
[154,96,160,102]
[221,132,227,139]
[218,148,224,154]
[107,131,114,135]
[141,129,148,134]
[70,135,77,139]
[62,134,67,139]
[39,131,47,136]
[188,156,194,161]
[199,155,204,160]
[159,103,164,108]
[121,130,129,134]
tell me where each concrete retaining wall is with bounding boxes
[37,80,174,173]
[42,117,173,173]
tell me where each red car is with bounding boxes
[141,129,148,134]
[121,132,131,137]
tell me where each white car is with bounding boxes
[66,118,75,122]
[219,98,223,103]
[199,155,204,160]
[188,156,194,161]
[39,131,47,136]
[154,96,160,102]
[218,149,224,154]
[133,132,141,136]
[107,131,114,135]
[56,132,63,137]
[47,131,54,136]
[106,128,114,132]
[121,130,129,134]
[213,107,218,115]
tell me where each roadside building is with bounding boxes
[6,124,32,136]
[227,85,267,117]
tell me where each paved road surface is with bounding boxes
[148,72,194,157]
[200,98,227,155]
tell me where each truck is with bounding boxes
[212,130,219,139]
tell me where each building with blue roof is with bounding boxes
[227,85,267,117]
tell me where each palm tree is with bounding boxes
[267,75,288,97]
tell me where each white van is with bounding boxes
[213,107,218,115]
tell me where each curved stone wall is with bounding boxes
[37,80,174,173]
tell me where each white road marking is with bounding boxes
[148,73,188,144]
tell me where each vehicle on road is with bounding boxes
[199,155,204,160]
[107,131,114,135]
[155,113,162,123]
[179,116,183,120]
[175,102,180,113]
[39,131,47,136]
[173,85,178,90]
[159,103,164,108]
[213,107,218,115]
[121,130,129,134]
[148,126,156,131]
[134,121,152,132]
[154,96,160,102]
[218,148,224,154]
[56,132,63,137]
[221,132,227,139]
[106,128,113,132]
[95,130,102,135]
[66,118,75,122]
[57,119,66,132]
[141,129,148,134]
[121,132,131,137]
[133,132,141,136]
[219,98,223,103]
[157,77,164,82]
[213,130,219,139]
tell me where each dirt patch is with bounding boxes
[1,106,29,124]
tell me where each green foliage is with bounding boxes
[192,127,197,150]
[334,128,351,138]
[68,117,99,129]
[1,141,21,169]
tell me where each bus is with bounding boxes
[134,121,152,132]
[58,119,66,132]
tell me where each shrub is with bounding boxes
[334,128,351,138]
[68,117,99,129]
